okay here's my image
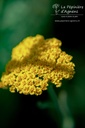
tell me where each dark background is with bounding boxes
[0,0,85,128]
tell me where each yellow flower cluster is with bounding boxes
[0,34,75,95]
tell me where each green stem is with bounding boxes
[47,83,75,128]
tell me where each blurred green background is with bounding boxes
[0,0,85,128]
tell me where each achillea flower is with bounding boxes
[0,35,75,95]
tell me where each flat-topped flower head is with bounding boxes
[0,35,75,95]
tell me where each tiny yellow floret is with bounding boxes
[0,35,75,95]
